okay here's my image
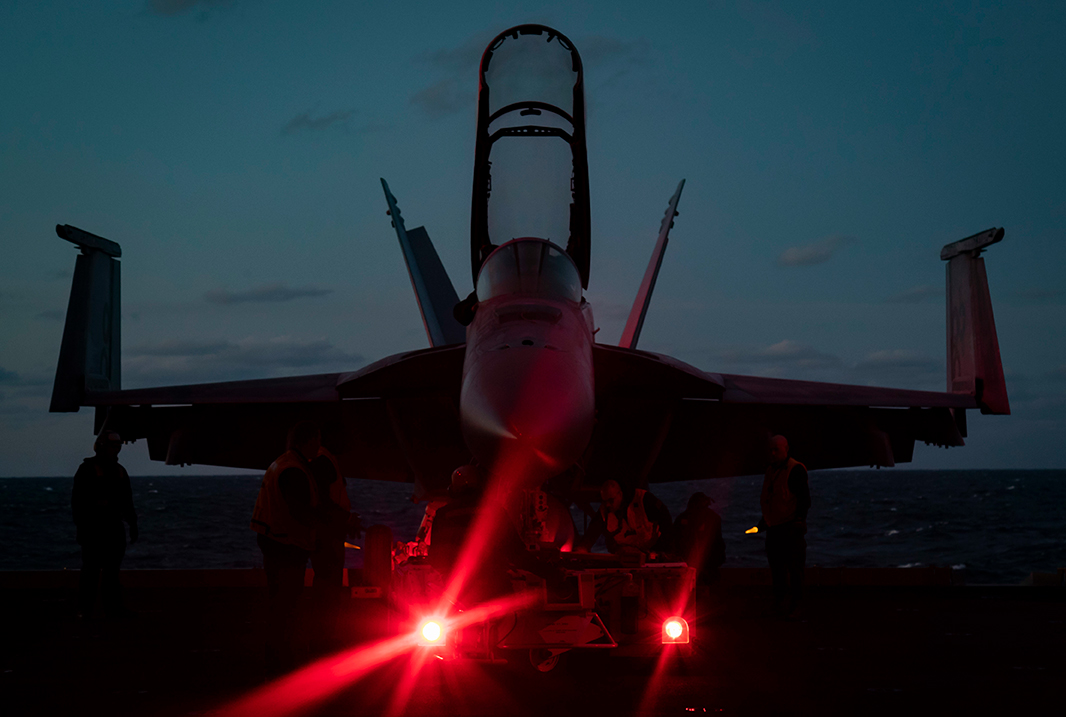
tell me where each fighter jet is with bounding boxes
[49,25,1008,500]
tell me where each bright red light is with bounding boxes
[661,616,690,644]
[420,620,442,643]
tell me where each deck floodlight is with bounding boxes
[417,618,445,646]
[662,616,690,644]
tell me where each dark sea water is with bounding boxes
[2,470,1063,585]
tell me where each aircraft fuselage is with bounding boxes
[459,239,595,487]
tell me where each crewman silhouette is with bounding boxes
[72,430,138,619]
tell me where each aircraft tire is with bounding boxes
[527,647,567,673]
[364,524,393,590]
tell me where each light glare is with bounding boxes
[420,621,442,642]
[665,620,683,639]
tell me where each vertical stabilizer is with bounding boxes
[619,180,685,350]
[381,180,466,347]
[942,227,1009,415]
[50,225,121,412]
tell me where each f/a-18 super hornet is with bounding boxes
[49,24,1009,504]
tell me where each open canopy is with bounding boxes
[471,25,591,290]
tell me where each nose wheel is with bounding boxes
[528,648,567,673]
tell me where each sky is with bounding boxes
[1,0,1064,476]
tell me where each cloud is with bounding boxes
[885,285,940,303]
[0,368,20,386]
[578,36,652,67]
[281,110,354,136]
[854,350,941,388]
[36,309,65,322]
[204,282,332,305]
[124,336,364,386]
[411,78,474,119]
[714,341,946,389]
[1048,365,1066,381]
[720,339,843,377]
[419,32,494,74]
[777,235,854,267]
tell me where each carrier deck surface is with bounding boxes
[1,568,1061,716]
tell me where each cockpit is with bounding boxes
[476,238,582,303]
[471,25,591,290]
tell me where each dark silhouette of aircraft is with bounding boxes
[49,25,1009,500]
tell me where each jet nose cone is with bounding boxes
[461,346,594,487]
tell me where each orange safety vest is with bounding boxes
[250,450,319,551]
[605,488,660,551]
[761,457,805,527]
[317,447,351,511]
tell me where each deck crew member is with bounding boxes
[251,421,327,672]
[760,434,811,617]
[72,430,138,619]
[307,445,360,652]
[429,465,532,606]
[674,491,726,584]
[577,479,673,555]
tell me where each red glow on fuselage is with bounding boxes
[459,290,594,489]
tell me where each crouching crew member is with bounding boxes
[760,434,811,618]
[251,421,327,672]
[429,465,530,606]
[674,491,725,584]
[576,479,673,556]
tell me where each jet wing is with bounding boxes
[94,345,468,497]
[587,345,972,485]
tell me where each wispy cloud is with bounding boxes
[411,78,474,119]
[0,368,20,385]
[419,32,494,74]
[579,36,652,67]
[714,341,943,389]
[854,349,941,388]
[125,336,363,386]
[720,339,843,376]
[281,110,354,136]
[204,283,332,305]
[777,235,854,267]
[886,285,940,303]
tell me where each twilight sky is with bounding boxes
[2,0,1064,476]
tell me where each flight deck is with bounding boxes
[2,568,1061,716]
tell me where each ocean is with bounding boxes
[2,470,1063,585]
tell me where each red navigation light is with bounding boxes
[417,619,445,646]
[661,616,690,644]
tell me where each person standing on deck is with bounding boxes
[72,430,138,619]
[307,445,361,652]
[759,434,811,618]
[251,421,328,672]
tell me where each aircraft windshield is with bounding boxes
[476,240,582,302]
[480,28,582,250]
